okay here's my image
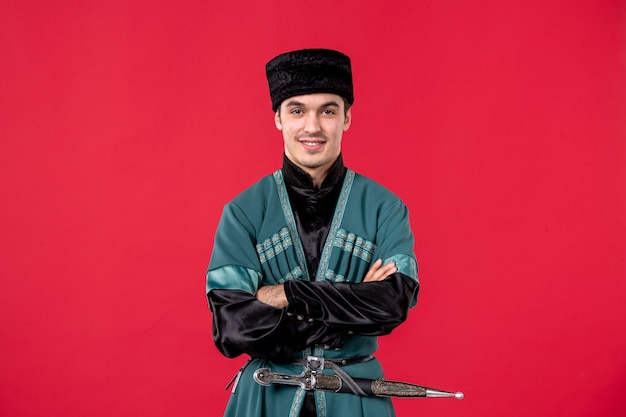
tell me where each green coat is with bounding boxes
[208,169,418,417]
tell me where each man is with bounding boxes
[206,48,419,417]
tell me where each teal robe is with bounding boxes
[207,168,418,417]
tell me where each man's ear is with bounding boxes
[274,110,282,130]
[343,107,352,131]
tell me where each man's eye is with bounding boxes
[291,109,303,115]
[323,109,335,115]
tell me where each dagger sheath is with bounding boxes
[315,375,428,397]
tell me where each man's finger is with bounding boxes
[363,260,397,282]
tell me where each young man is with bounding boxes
[207,48,419,417]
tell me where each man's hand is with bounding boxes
[256,284,289,308]
[363,259,397,282]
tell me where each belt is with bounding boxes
[287,355,374,371]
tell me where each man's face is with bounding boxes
[275,93,351,183]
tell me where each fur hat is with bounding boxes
[266,48,354,111]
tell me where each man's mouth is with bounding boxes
[301,140,323,146]
[299,138,325,150]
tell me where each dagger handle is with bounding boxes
[254,369,344,392]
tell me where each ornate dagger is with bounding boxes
[253,368,464,399]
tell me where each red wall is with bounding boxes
[1,1,624,416]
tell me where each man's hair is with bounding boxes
[342,98,352,115]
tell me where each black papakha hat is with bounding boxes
[266,48,354,112]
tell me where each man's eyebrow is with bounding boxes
[284,100,304,107]
[283,100,341,108]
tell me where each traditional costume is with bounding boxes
[206,49,419,417]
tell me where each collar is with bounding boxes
[282,154,347,190]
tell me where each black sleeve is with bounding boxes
[208,289,348,359]
[208,273,418,359]
[284,273,419,336]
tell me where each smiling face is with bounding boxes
[275,93,352,187]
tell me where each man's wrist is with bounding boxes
[256,284,289,308]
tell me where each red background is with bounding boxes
[1,1,625,416]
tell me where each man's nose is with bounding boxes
[303,113,321,133]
